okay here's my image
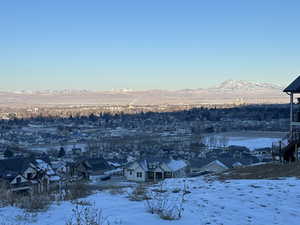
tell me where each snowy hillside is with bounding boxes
[215,79,284,91]
[1,177,299,225]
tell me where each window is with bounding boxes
[149,163,158,169]
[164,172,172,178]
[16,177,21,183]
[27,173,33,179]
[137,172,143,178]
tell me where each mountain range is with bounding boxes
[0,80,287,107]
[215,79,283,90]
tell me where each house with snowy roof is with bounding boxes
[189,159,229,174]
[67,157,111,181]
[189,157,249,175]
[0,157,60,194]
[124,158,188,182]
[199,160,229,173]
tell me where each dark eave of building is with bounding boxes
[284,76,300,93]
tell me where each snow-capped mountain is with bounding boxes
[0,80,287,106]
[215,79,283,91]
[12,89,93,95]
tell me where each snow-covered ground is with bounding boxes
[1,177,300,225]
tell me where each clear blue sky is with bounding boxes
[1,0,300,90]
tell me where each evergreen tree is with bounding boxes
[58,147,66,158]
[4,149,14,158]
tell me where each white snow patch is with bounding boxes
[167,159,187,171]
[213,159,228,168]
[1,178,300,225]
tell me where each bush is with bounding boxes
[0,181,15,207]
[15,212,38,223]
[66,204,110,225]
[65,182,91,200]
[0,181,53,212]
[72,200,92,206]
[128,184,148,201]
[172,188,181,193]
[145,182,186,220]
[16,195,51,212]
[0,192,14,207]
[109,187,125,195]
[96,184,130,195]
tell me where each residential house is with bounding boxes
[189,158,236,175]
[189,158,214,174]
[66,160,91,180]
[124,158,188,182]
[283,75,300,141]
[199,160,229,173]
[67,157,111,180]
[34,159,60,189]
[84,157,111,175]
[252,148,273,162]
[51,160,68,177]
[0,157,59,194]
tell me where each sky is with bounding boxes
[1,0,300,91]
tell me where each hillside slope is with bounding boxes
[219,162,300,180]
[0,177,299,225]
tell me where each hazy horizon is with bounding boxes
[0,78,287,92]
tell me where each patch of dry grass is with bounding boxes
[128,184,149,201]
[219,162,300,180]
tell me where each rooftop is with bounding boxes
[284,76,300,93]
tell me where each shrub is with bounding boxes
[66,204,110,225]
[0,191,15,207]
[145,182,186,220]
[72,200,92,206]
[65,182,91,200]
[0,181,15,207]
[16,195,51,212]
[172,188,181,193]
[109,187,125,195]
[15,212,38,223]
[96,184,130,195]
[128,184,148,201]
[152,188,167,193]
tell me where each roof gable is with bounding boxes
[284,76,300,93]
[10,174,28,184]
[0,158,33,176]
[166,159,187,171]
[86,158,111,171]
[206,160,229,169]
[132,158,187,172]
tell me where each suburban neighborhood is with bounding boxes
[1,0,300,223]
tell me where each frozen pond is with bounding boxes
[204,131,287,150]
[226,137,281,150]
